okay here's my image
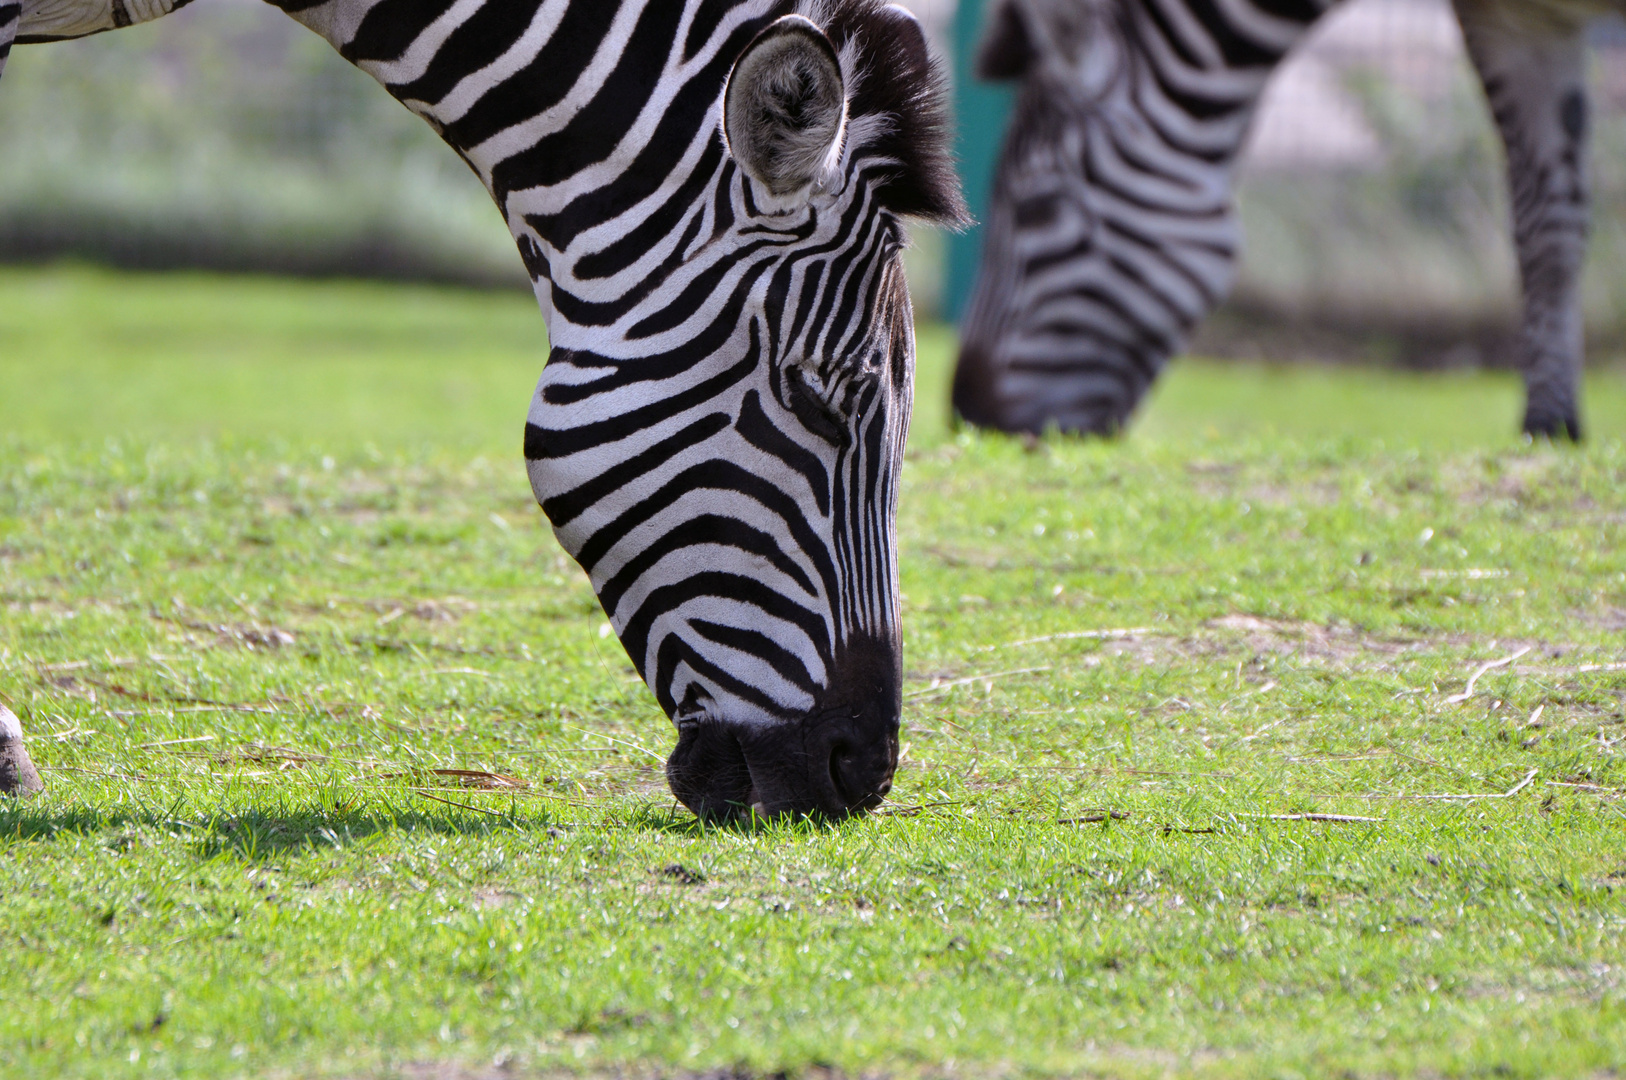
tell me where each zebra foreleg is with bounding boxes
[0,706,44,798]
[1455,0,1591,441]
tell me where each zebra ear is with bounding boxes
[724,15,848,198]
[978,0,1037,80]
[880,4,930,74]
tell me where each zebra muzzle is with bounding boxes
[665,709,898,823]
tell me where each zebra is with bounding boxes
[951,0,1619,441]
[0,0,967,820]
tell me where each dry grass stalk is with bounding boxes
[424,768,527,790]
[1442,646,1532,704]
[413,790,511,818]
[988,628,1154,651]
[136,734,217,750]
[560,724,668,764]
[1058,810,1130,825]
[1238,812,1383,823]
[874,800,963,817]
[1361,767,1540,802]
[906,667,1051,699]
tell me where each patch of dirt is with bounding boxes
[358,1067,893,1080]
[1032,615,1425,670]
[366,597,481,625]
[909,617,1444,693]
[654,863,705,885]
[354,1060,1241,1080]
[1185,470,1344,508]
[152,613,296,650]
[1201,614,1423,665]
[469,888,523,911]
[1577,607,1626,633]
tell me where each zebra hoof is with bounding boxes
[0,706,44,798]
[1522,407,1582,443]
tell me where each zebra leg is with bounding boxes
[1454,0,1591,441]
[0,705,44,798]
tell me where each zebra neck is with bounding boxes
[1135,0,1336,73]
[1125,0,1341,166]
[276,0,785,318]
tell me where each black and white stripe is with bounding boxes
[954,0,1614,440]
[0,7,15,80]
[2,0,964,818]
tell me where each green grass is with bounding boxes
[2,265,1624,1079]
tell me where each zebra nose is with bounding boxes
[826,733,895,813]
[664,713,898,822]
[663,720,753,823]
[951,340,1005,429]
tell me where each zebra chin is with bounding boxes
[662,631,901,822]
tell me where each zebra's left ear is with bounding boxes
[724,15,848,199]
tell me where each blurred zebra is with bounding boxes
[0,0,965,819]
[953,0,1619,441]
[0,3,15,78]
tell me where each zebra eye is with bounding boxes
[784,365,850,445]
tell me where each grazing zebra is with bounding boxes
[952,0,1619,441]
[0,0,966,819]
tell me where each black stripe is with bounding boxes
[624,572,833,699]
[597,514,819,618]
[526,322,761,460]
[482,1,685,201]
[690,619,819,696]
[652,634,798,720]
[539,411,729,526]
[573,139,724,281]
[343,0,459,63]
[735,390,830,516]
[513,17,763,245]
[441,0,621,150]
[572,457,836,593]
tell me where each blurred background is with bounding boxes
[3,0,1626,371]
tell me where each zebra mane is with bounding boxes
[798,0,969,227]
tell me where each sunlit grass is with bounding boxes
[1,267,1623,1079]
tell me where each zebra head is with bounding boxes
[523,2,965,821]
[953,0,1244,436]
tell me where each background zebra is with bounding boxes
[952,0,1619,441]
[0,0,966,820]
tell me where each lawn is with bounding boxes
[1,265,1623,1080]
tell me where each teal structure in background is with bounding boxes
[947,0,1015,322]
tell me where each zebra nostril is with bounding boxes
[828,738,892,814]
[828,744,854,806]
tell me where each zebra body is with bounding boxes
[954,0,1619,440]
[0,0,965,818]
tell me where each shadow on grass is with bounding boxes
[0,792,844,860]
